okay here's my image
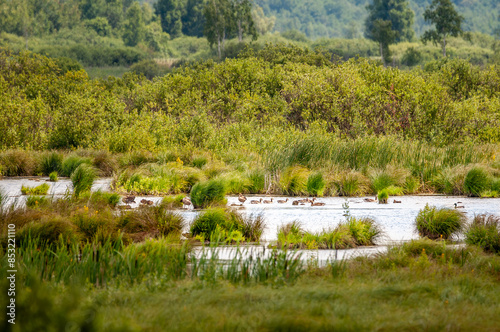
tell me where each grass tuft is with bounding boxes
[464,167,490,197]
[465,214,500,254]
[306,172,326,196]
[49,171,58,182]
[190,179,226,208]
[71,164,97,198]
[61,155,92,177]
[377,189,389,204]
[40,151,63,175]
[21,183,50,195]
[415,204,467,240]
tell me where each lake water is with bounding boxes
[2,177,499,245]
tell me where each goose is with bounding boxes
[364,197,377,202]
[140,199,154,205]
[263,198,273,204]
[123,195,136,204]
[311,202,325,206]
[292,200,300,205]
[393,200,401,203]
[230,203,243,207]
[277,198,288,204]
[454,202,465,209]
[238,193,247,203]
[250,198,262,204]
[182,196,192,208]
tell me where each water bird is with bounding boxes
[364,197,377,202]
[454,202,465,209]
[263,198,273,204]
[182,196,192,208]
[230,203,243,207]
[250,198,262,204]
[238,193,247,203]
[311,202,325,206]
[123,195,136,204]
[393,200,401,203]
[277,198,288,204]
[292,200,300,205]
[140,199,154,205]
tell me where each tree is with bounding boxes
[365,0,413,64]
[204,0,233,58]
[182,0,205,37]
[421,0,464,57]
[233,0,257,42]
[155,0,183,38]
[122,1,144,46]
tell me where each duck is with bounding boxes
[238,193,247,203]
[393,199,401,203]
[292,200,300,205]
[140,199,154,205]
[263,198,273,204]
[364,197,377,202]
[182,196,192,208]
[230,203,243,207]
[277,198,289,204]
[123,195,136,204]
[250,198,262,204]
[311,202,325,206]
[454,202,465,209]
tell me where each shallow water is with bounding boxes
[1,178,499,244]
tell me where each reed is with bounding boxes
[71,164,97,198]
[190,179,226,208]
[415,204,467,240]
[465,214,500,254]
[306,172,326,196]
[61,155,92,177]
[464,167,491,197]
[40,151,63,175]
[0,149,36,176]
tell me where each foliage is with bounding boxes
[306,171,325,197]
[21,183,50,195]
[464,167,490,197]
[415,204,467,240]
[190,179,227,208]
[49,172,58,182]
[465,214,500,254]
[71,164,97,198]
[377,189,389,203]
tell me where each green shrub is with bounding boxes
[464,167,490,197]
[26,195,51,208]
[61,155,92,177]
[21,183,50,195]
[415,204,467,240]
[49,171,58,182]
[306,172,325,196]
[190,179,226,208]
[40,152,63,175]
[71,164,97,198]
[465,214,500,254]
[377,189,389,204]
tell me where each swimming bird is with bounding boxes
[123,195,136,204]
[182,196,192,208]
[364,197,377,202]
[238,193,247,203]
[263,198,273,204]
[250,198,262,204]
[277,198,288,204]
[311,202,325,206]
[230,203,243,207]
[140,199,154,205]
[292,200,300,205]
[393,200,401,203]
[454,203,464,209]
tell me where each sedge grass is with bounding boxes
[415,204,467,240]
[71,164,97,198]
[465,214,500,254]
[190,179,226,208]
[464,167,491,197]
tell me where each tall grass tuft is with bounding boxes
[49,171,58,182]
[377,189,389,204]
[307,172,326,196]
[334,171,368,196]
[280,166,310,195]
[40,151,63,175]
[247,169,266,193]
[26,195,51,208]
[16,218,80,248]
[465,214,500,254]
[61,155,92,177]
[464,167,490,197]
[0,149,36,176]
[21,183,50,195]
[71,164,97,198]
[190,179,226,208]
[341,217,383,246]
[415,204,467,240]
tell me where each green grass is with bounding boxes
[26,195,51,208]
[190,179,227,208]
[415,204,467,240]
[40,151,63,175]
[70,164,97,198]
[49,171,58,182]
[377,189,389,204]
[306,172,326,196]
[21,183,50,195]
[279,166,310,195]
[465,214,500,254]
[61,155,92,177]
[464,167,491,197]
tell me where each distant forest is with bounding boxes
[253,0,499,39]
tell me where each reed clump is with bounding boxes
[190,179,226,208]
[40,151,63,175]
[465,214,500,254]
[71,164,97,198]
[61,155,92,177]
[464,167,491,197]
[21,183,50,195]
[415,204,467,240]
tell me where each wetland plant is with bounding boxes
[464,167,490,197]
[40,151,63,175]
[465,214,500,254]
[61,155,92,177]
[26,195,51,208]
[306,172,326,196]
[21,183,50,195]
[279,166,310,195]
[190,179,226,208]
[415,204,467,240]
[71,164,97,198]
[377,189,389,204]
[49,171,58,182]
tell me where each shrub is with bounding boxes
[415,204,467,240]
[465,214,500,254]
[306,172,325,196]
[49,171,58,182]
[21,183,50,195]
[40,152,63,175]
[71,164,97,198]
[464,167,490,197]
[190,179,226,208]
[61,155,92,177]
[377,189,389,204]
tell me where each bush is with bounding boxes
[49,171,58,182]
[40,152,63,175]
[464,167,491,197]
[71,164,97,198]
[306,172,325,196]
[415,204,467,240]
[465,214,500,254]
[21,183,50,195]
[190,179,226,208]
[61,155,92,177]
